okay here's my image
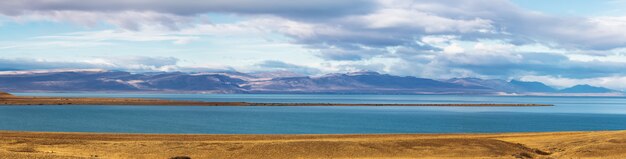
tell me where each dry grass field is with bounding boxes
[0,130,624,159]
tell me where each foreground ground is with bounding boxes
[0,130,624,159]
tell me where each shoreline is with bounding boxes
[1,130,624,158]
[0,94,553,107]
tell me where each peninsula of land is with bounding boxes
[0,92,553,107]
[0,130,624,159]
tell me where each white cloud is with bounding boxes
[0,0,375,20]
[11,10,194,30]
[0,41,111,50]
[3,0,626,87]
[443,43,465,54]
[356,8,493,33]
[0,56,181,72]
[420,35,457,46]
[36,29,199,44]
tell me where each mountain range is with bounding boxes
[0,69,622,95]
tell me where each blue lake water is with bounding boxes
[1,93,626,134]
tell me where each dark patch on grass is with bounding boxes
[8,145,37,153]
[608,139,624,143]
[512,152,533,158]
[533,148,552,155]
[226,145,244,151]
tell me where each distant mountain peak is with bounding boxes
[250,71,306,78]
[345,71,381,76]
[450,77,482,80]
[0,70,620,96]
[573,84,594,87]
[0,91,13,97]
[508,80,557,92]
[560,84,617,93]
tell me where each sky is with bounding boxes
[1,0,626,90]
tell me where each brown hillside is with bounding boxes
[0,91,13,97]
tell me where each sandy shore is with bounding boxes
[1,130,624,159]
[0,92,552,107]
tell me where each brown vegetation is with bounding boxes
[0,92,552,107]
[0,130,624,159]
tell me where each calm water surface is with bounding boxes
[1,93,625,134]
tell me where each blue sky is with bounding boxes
[1,0,626,90]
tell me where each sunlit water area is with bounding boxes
[1,93,625,134]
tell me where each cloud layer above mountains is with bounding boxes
[1,0,626,89]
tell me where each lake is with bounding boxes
[1,93,625,134]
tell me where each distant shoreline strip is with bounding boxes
[244,103,553,107]
[0,93,553,107]
[0,96,553,107]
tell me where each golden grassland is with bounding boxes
[0,130,624,159]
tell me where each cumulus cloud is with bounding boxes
[0,56,181,72]
[353,8,493,33]
[0,0,374,15]
[2,0,626,89]
[9,10,194,30]
[276,0,626,62]
[439,52,626,78]
[254,60,320,75]
[36,29,199,44]
[0,0,372,30]
[5,0,626,50]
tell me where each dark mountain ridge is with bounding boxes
[0,70,621,95]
